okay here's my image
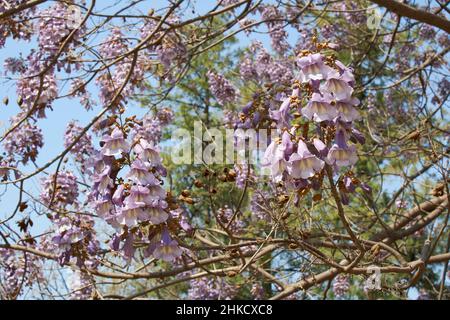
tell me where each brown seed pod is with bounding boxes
[193,179,204,188]
[277,194,289,204]
[227,169,236,178]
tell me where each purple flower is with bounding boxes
[152,230,182,262]
[334,60,355,84]
[3,116,44,165]
[313,138,328,157]
[147,206,170,224]
[327,130,358,168]
[116,206,145,227]
[170,209,193,234]
[207,71,238,106]
[126,159,159,185]
[119,186,168,226]
[302,93,338,122]
[64,121,94,165]
[262,131,293,182]
[321,71,354,101]
[101,128,130,156]
[133,138,161,165]
[112,185,125,206]
[40,171,79,208]
[333,274,350,298]
[287,140,324,179]
[335,98,360,122]
[270,88,299,127]
[297,53,332,83]
[123,186,154,208]
[94,199,113,218]
[93,166,113,195]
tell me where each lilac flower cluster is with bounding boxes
[207,71,238,106]
[69,271,93,300]
[3,116,44,165]
[419,25,436,40]
[37,3,85,63]
[3,57,26,75]
[64,121,95,169]
[339,2,366,25]
[40,171,79,209]
[0,247,43,299]
[97,28,146,108]
[51,215,100,267]
[234,163,255,189]
[140,16,187,78]
[333,274,350,297]
[217,206,245,234]
[250,191,272,221]
[0,0,35,48]
[16,52,58,118]
[263,51,363,194]
[87,114,183,262]
[130,109,174,145]
[188,276,237,300]
[69,79,93,110]
[239,41,294,84]
[259,5,290,55]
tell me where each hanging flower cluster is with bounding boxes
[87,112,184,262]
[333,274,350,297]
[188,275,238,300]
[207,71,239,106]
[96,28,147,108]
[260,44,365,203]
[51,215,100,267]
[40,171,79,209]
[140,15,187,78]
[0,247,44,299]
[64,121,95,169]
[3,116,44,165]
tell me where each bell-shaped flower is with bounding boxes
[93,166,113,195]
[123,186,153,208]
[335,60,355,84]
[335,97,360,122]
[302,93,338,122]
[269,88,299,127]
[287,140,324,179]
[152,230,182,262]
[112,184,125,206]
[262,131,293,182]
[134,138,161,165]
[297,53,332,83]
[327,130,358,168]
[94,198,113,217]
[126,159,159,185]
[313,138,328,157]
[147,206,169,224]
[116,206,145,227]
[321,71,354,101]
[101,127,130,156]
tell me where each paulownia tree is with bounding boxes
[0,0,449,300]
